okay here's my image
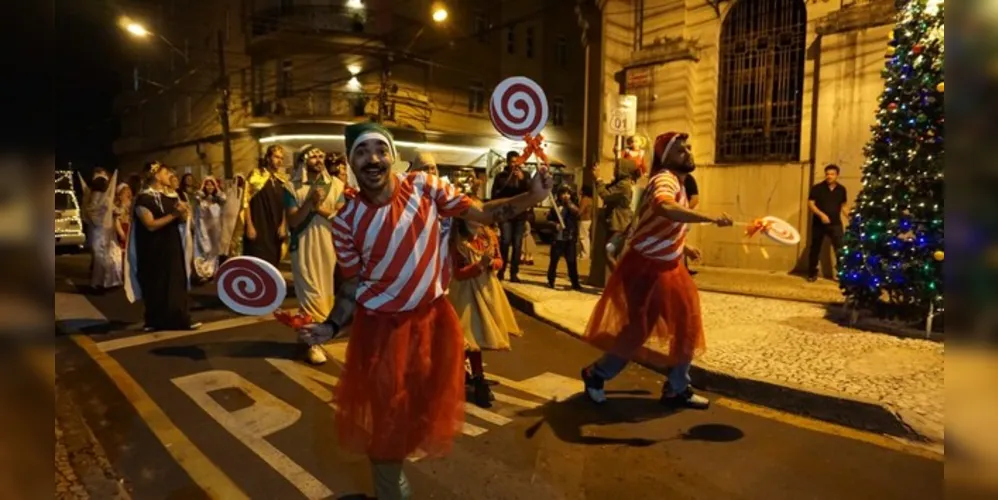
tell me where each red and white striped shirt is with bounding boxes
[628,170,688,263]
[332,172,472,312]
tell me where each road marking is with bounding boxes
[491,392,541,409]
[465,403,513,427]
[173,370,334,499]
[715,397,943,461]
[266,358,338,405]
[96,315,276,352]
[70,335,248,499]
[486,372,581,402]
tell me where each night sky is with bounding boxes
[56,0,122,172]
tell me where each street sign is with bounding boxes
[626,67,652,89]
[607,94,638,136]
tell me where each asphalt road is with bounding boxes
[55,254,943,499]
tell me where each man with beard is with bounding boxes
[300,121,552,500]
[490,151,530,282]
[243,145,288,267]
[580,132,734,410]
[283,147,345,365]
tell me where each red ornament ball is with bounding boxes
[888,102,898,111]
[913,44,924,55]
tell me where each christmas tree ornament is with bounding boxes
[886,46,897,56]
[932,250,944,261]
[912,44,924,55]
[936,81,944,92]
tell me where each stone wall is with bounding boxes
[599,0,890,272]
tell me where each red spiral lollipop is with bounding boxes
[490,76,549,140]
[216,256,287,316]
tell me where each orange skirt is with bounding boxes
[583,249,705,367]
[334,297,465,461]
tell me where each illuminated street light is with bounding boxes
[125,21,150,37]
[120,16,188,63]
[431,7,448,23]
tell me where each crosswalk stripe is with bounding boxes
[96,315,275,352]
[462,421,488,437]
[491,392,542,409]
[464,403,513,427]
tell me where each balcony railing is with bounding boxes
[249,5,380,39]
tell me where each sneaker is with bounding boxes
[142,326,156,333]
[547,282,557,289]
[581,367,607,404]
[660,387,710,410]
[306,345,328,365]
[187,322,202,330]
[571,284,582,291]
[510,276,522,283]
[806,275,818,283]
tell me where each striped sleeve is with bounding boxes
[651,173,681,204]
[426,173,473,217]
[331,203,361,278]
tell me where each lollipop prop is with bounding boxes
[216,256,287,316]
[700,216,800,246]
[490,76,564,227]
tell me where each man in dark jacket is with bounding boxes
[547,184,582,290]
[490,151,530,282]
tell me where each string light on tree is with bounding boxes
[839,0,944,329]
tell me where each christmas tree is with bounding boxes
[839,0,945,327]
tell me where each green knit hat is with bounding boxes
[344,121,398,165]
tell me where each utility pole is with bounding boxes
[216,29,234,179]
[376,56,391,123]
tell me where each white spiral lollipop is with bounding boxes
[215,256,287,316]
[489,76,549,140]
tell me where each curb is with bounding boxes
[503,286,931,444]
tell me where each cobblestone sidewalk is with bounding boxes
[503,278,944,443]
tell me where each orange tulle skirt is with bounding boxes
[334,297,465,461]
[583,249,705,367]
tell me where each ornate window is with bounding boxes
[716,0,806,163]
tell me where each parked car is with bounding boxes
[55,190,85,250]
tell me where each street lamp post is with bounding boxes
[377,4,448,123]
[122,18,233,179]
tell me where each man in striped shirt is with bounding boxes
[581,131,733,410]
[301,121,552,500]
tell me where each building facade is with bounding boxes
[589,0,895,272]
[113,0,586,193]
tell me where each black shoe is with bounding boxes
[581,367,607,404]
[187,322,203,330]
[547,282,557,289]
[471,374,493,408]
[142,326,156,333]
[660,387,709,410]
[806,275,818,283]
[571,284,582,291]
[510,276,522,283]
[688,269,698,276]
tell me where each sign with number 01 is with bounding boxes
[607,94,637,135]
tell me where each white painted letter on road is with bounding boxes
[172,370,333,500]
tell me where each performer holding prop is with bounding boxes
[297,121,552,500]
[581,131,733,409]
